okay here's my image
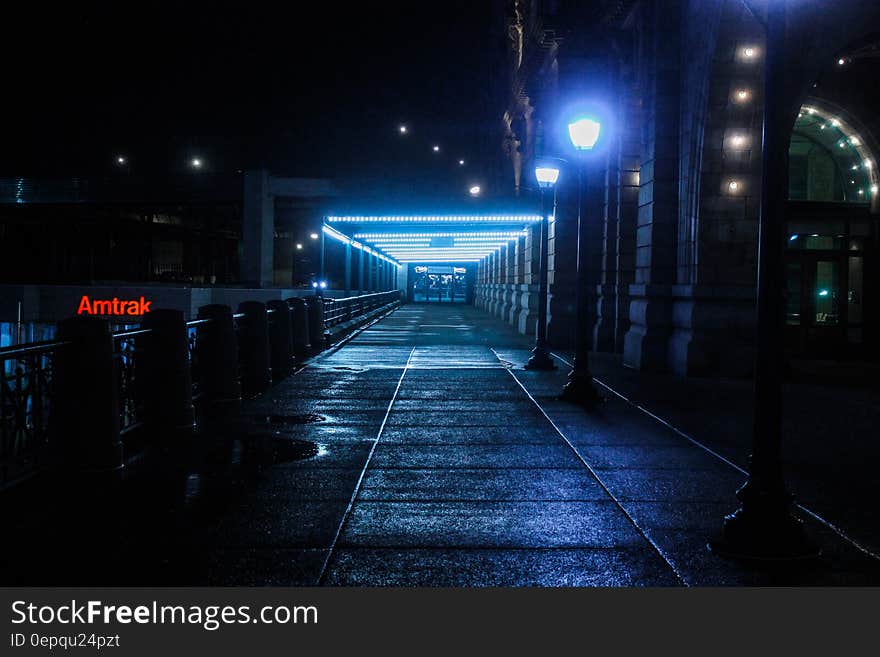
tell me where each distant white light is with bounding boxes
[849,137,861,146]
[871,185,879,193]
[468,185,481,196]
[728,180,740,192]
[736,89,749,101]
[742,46,757,59]
[459,159,465,166]
[858,189,865,195]
[865,160,874,169]
[852,165,859,170]
[191,158,202,168]
[310,232,319,239]
[831,119,841,127]
[731,135,746,147]
[818,289,829,297]
[296,243,303,250]
[116,156,126,165]
[432,145,440,152]
[399,125,408,134]
[838,58,847,66]
[311,282,318,288]
[319,281,327,289]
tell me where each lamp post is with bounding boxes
[316,229,325,298]
[525,160,561,371]
[560,116,603,404]
[711,0,818,560]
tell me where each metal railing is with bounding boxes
[0,290,401,489]
[0,339,69,487]
[322,291,401,328]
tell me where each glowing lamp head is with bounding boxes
[116,156,126,165]
[432,145,440,152]
[459,159,465,166]
[399,125,408,134]
[311,281,318,288]
[191,158,202,168]
[534,165,561,189]
[310,232,319,240]
[319,281,327,289]
[567,117,601,151]
[296,243,303,250]
[468,185,481,196]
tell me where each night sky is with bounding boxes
[1,2,498,189]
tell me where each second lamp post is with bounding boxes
[525,159,561,371]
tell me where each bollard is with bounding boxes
[288,297,311,361]
[196,304,241,406]
[237,301,272,398]
[141,309,195,435]
[305,296,326,352]
[267,299,293,381]
[52,316,123,472]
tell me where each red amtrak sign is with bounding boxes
[77,295,153,316]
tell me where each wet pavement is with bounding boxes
[2,304,879,586]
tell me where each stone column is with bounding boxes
[615,82,640,354]
[547,174,582,349]
[623,0,680,372]
[518,224,540,335]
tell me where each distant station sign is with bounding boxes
[76,295,153,316]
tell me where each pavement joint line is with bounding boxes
[549,351,880,563]
[316,345,417,585]
[490,347,689,587]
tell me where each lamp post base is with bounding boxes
[559,370,603,405]
[709,484,820,561]
[524,347,557,371]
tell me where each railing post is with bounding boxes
[288,298,311,362]
[267,299,294,381]
[306,296,326,352]
[237,300,271,398]
[141,309,195,434]
[196,304,241,407]
[53,316,123,472]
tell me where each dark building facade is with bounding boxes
[477,0,880,375]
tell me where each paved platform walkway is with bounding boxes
[2,304,879,586]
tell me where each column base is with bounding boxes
[709,483,821,561]
[559,367,604,406]
[524,347,557,371]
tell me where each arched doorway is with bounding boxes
[786,100,879,358]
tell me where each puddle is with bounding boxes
[271,436,319,463]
